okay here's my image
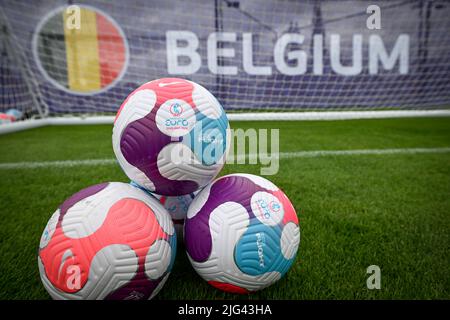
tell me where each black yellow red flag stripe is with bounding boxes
[36,6,127,94]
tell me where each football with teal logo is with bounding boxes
[184,173,300,293]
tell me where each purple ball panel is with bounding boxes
[58,183,109,226]
[185,175,269,262]
[120,109,198,195]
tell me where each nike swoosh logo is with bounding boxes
[158,81,184,87]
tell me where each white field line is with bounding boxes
[278,147,450,159]
[1,147,450,170]
[0,159,117,170]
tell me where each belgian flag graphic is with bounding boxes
[36,7,127,93]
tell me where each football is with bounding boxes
[156,192,197,241]
[113,78,230,196]
[130,180,196,241]
[38,182,176,300]
[184,173,300,293]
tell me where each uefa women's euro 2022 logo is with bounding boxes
[170,102,183,117]
[33,5,129,95]
[251,191,284,225]
[155,98,195,136]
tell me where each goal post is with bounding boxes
[0,0,449,129]
[0,7,48,120]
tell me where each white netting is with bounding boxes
[0,0,449,117]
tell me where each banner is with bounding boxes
[1,0,449,113]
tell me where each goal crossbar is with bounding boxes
[1,110,450,135]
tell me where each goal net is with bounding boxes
[1,0,449,119]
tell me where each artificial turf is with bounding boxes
[0,117,449,299]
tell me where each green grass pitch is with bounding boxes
[0,117,449,299]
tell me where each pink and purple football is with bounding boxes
[156,193,197,241]
[184,173,300,294]
[38,182,176,300]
